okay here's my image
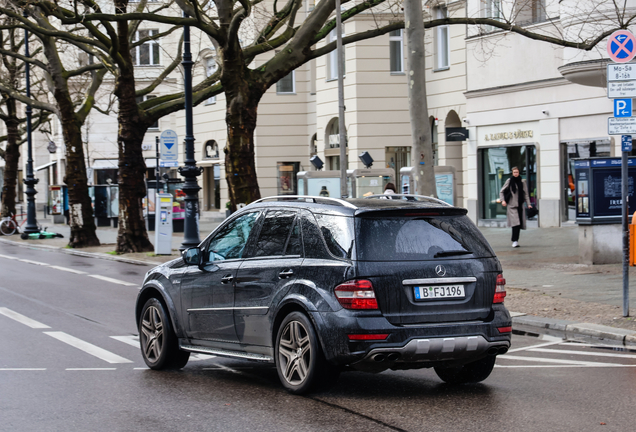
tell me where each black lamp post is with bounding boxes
[178,15,202,251]
[22,10,40,236]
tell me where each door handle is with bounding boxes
[279,269,294,278]
[221,274,234,283]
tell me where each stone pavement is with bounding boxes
[2,213,636,346]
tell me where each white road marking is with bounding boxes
[499,354,609,366]
[192,354,217,361]
[44,331,133,364]
[507,340,562,353]
[529,347,636,359]
[0,307,51,329]
[134,367,149,370]
[48,265,87,275]
[88,275,138,287]
[495,364,636,368]
[0,254,18,260]
[66,368,117,371]
[17,259,50,266]
[110,335,139,348]
[0,368,46,371]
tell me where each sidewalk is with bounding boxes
[2,215,636,346]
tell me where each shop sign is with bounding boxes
[445,127,469,142]
[484,130,534,141]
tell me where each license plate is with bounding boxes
[413,285,465,300]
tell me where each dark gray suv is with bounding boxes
[135,196,511,394]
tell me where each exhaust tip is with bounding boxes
[487,347,499,356]
[373,354,386,362]
[497,346,509,355]
[386,353,401,361]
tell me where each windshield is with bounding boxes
[355,215,495,261]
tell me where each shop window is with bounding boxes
[96,168,118,185]
[479,145,537,220]
[385,146,411,181]
[277,162,300,195]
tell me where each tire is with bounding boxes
[275,311,339,394]
[0,219,16,236]
[139,298,190,370]
[434,355,497,384]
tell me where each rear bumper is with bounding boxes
[310,305,512,367]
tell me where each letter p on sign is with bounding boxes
[615,98,633,117]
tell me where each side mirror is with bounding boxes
[182,247,202,266]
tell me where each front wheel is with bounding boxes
[0,219,17,236]
[139,298,190,370]
[434,355,497,384]
[275,311,339,394]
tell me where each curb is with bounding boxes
[0,237,166,266]
[513,315,636,347]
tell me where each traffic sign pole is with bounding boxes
[607,30,634,316]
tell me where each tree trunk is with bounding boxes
[224,82,263,210]
[1,102,19,218]
[60,104,100,247]
[113,0,153,253]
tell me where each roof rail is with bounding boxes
[250,195,357,209]
[362,194,452,207]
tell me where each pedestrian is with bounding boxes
[500,167,532,248]
[383,182,396,195]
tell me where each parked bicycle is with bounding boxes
[0,212,43,238]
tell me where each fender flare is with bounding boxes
[137,280,186,338]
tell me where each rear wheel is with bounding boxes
[0,219,16,236]
[275,312,339,394]
[139,298,190,370]
[434,356,496,384]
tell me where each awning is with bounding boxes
[35,161,57,171]
[91,159,118,169]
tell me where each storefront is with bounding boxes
[476,125,538,224]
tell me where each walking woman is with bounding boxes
[500,167,532,248]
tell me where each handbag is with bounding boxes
[503,186,511,204]
[526,206,538,219]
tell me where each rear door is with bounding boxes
[354,212,499,325]
[234,210,303,346]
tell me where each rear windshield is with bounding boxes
[355,215,495,261]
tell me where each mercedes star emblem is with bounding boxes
[435,265,446,277]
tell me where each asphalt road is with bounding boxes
[1,242,636,432]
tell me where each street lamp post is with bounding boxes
[22,11,40,236]
[178,15,202,251]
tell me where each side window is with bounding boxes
[300,210,332,260]
[206,212,259,262]
[284,219,302,256]
[314,214,354,259]
[252,210,297,257]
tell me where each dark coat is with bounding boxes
[500,178,531,229]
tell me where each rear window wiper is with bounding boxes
[434,250,472,258]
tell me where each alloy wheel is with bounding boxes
[141,305,164,363]
[278,320,312,385]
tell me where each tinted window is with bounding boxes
[206,212,259,261]
[301,211,332,260]
[356,215,495,261]
[252,210,296,257]
[314,214,354,259]
[285,220,302,256]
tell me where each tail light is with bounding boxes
[493,274,506,304]
[335,280,378,310]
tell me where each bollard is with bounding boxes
[631,211,636,266]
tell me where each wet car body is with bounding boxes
[136,196,512,392]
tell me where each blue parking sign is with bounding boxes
[622,135,632,152]
[614,98,632,117]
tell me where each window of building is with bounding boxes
[483,0,503,32]
[277,162,300,195]
[132,29,160,66]
[327,119,341,148]
[204,140,219,159]
[389,30,404,73]
[435,7,450,70]
[136,95,159,129]
[327,28,345,81]
[516,0,546,25]
[276,70,296,94]
[205,57,218,104]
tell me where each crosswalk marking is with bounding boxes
[88,275,138,287]
[44,331,133,364]
[17,259,50,266]
[66,368,117,371]
[529,347,636,359]
[499,354,609,366]
[507,340,563,353]
[0,307,51,329]
[0,368,47,371]
[0,254,18,260]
